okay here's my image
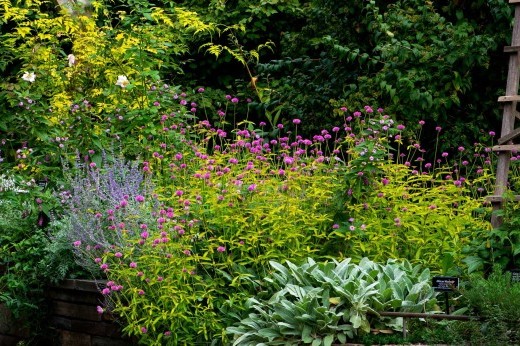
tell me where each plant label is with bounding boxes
[510,269,520,283]
[432,276,459,292]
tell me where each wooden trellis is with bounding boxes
[490,0,520,227]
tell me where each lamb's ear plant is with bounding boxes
[226,257,437,346]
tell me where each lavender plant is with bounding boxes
[60,153,156,269]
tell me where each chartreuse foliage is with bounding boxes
[0,0,217,178]
[227,257,437,345]
[67,121,348,344]
[332,162,493,274]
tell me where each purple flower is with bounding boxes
[292,119,301,125]
[397,124,405,131]
[135,195,145,202]
[217,246,226,253]
[141,327,147,334]
[100,263,109,270]
[435,126,442,132]
[96,306,104,314]
[140,231,149,239]
[138,289,145,295]
[114,252,123,258]
[247,184,257,191]
[489,131,496,136]
[73,240,82,247]
[101,288,110,295]
[283,156,294,165]
[231,97,239,103]
[198,87,205,93]
[129,262,137,268]
[418,120,425,126]
[332,224,339,229]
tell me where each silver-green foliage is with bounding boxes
[227,257,437,346]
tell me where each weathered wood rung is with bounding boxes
[498,127,520,144]
[510,0,520,4]
[492,144,520,152]
[487,195,520,203]
[498,95,520,102]
[504,45,520,53]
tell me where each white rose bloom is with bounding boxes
[22,72,36,83]
[67,54,76,67]
[115,75,130,88]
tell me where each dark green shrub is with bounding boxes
[456,268,520,345]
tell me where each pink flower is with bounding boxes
[332,224,339,229]
[435,126,442,132]
[96,306,104,314]
[489,131,496,136]
[138,289,145,295]
[129,262,137,268]
[141,327,147,334]
[217,246,226,253]
[73,240,81,247]
[418,120,425,126]
[247,184,257,191]
[292,119,301,125]
[135,195,145,202]
[140,231,149,239]
[100,263,109,270]
[114,252,123,258]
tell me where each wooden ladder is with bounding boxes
[490,0,520,227]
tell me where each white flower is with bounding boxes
[22,72,36,83]
[115,75,130,88]
[67,54,76,67]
